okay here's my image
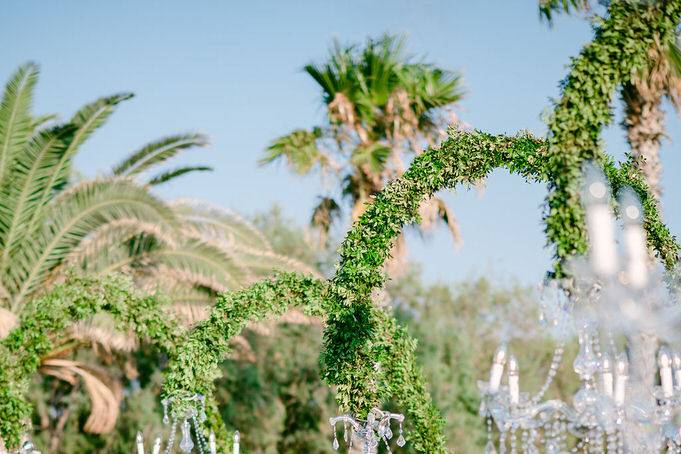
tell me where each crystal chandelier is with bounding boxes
[329,407,406,453]
[0,440,40,454]
[135,394,240,454]
[479,165,681,454]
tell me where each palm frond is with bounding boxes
[310,197,341,248]
[112,133,209,177]
[0,63,39,186]
[149,237,250,290]
[39,358,121,434]
[25,93,134,233]
[260,128,326,175]
[0,125,76,277]
[147,165,213,186]
[8,178,176,310]
[64,218,177,272]
[70,313,139,352]
[351,142,391,174]
[303,39,357,104]
[171,198,272,251]
[29,113,59,134]
[538,0,591,23]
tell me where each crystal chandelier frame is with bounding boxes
[479,166,681,454]
[329,407,406,453]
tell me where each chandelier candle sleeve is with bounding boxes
[508,354,520,405]
[601,353,614,398]
[659,347,674,398]
[614,354,629,406]
[233,431,240,454]
[136,432,145,454]
[151,436,161,454]
[673,353,681,389]
[621,191,648,289]
[489,344,508,393]
[584,180,618,276]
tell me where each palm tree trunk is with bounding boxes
[620,77,665,452]
[621,80,665,204]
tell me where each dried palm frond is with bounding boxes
[0,306,18,339]
[418,196,463,249]
[172,199,271,251]
[39,358,122,434]
[171,301,212,326]
[310,197,341,248]
[229,335,257,363]
[385,87,418,144]
[63,218,178,271]
[70,313,138,353]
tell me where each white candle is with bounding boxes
[488,344,507,393]
[508,355,519,405]
[136,432,145,454]
[601,354,613,398]
[659,347,674,398]
[614,354,628,406]
[151,436,161,454]
[233,431,240,454]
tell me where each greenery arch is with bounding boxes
[1,1,680,453]
[0,274,184,448]
[163,2,680,452]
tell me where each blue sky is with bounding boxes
[3,0,680,285]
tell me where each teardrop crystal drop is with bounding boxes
[386,427,393,439]
[332,435,339,450]
[396,434,406,447]
[179,419,194,453]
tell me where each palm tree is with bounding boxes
[260,35,464,268]
[539,0,681,205]
[0,63,315,446]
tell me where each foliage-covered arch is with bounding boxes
[1,1,680,453]
[163,1,681,452]
[0,274,184,448]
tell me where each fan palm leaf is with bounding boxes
[259,128,326,175]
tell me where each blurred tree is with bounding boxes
[388,268,579,453]
[260,35,464,270]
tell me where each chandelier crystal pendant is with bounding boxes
[136,394,239,454]
[479,165,681,454]
[329,407,406,453]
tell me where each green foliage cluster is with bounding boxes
[0,274,183,448]
[543,0,681,275]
